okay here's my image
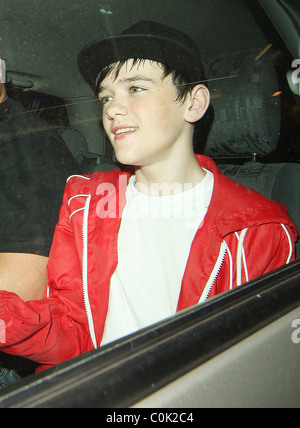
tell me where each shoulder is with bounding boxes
[64,174,92,199]
[198,155,297,238]
[65,168,131,197]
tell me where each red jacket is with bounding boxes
[0,155,297,370]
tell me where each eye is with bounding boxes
[99,95,113,106]
[129,86,144,94]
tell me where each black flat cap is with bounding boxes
[78,21,205,93]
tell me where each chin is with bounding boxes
[114,149,140,167]
[115,153,136,167]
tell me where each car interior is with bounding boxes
[2,0,299,246]
[202,47,300,256]
[0,0,299,405]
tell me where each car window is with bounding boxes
[0,0,299,392]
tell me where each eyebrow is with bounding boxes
[98,76,157,94]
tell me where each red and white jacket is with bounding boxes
[0,155,297,370]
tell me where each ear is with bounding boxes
[184,84,210,124]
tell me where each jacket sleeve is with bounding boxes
[241,222,295,281]
[220,222,296,292]
[0,186,91,367]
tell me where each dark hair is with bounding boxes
[96,58,197,103]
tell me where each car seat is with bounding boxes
[200,49,299,257]
[56,126,89,164]
[56,126,119,173]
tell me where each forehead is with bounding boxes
[99,59,167,90]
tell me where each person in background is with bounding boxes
[0,57,80,386]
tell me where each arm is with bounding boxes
[0,83,6,103]
[240,223,295,282]
[0,253,48,301]
[0,189,91,367]
[222,222,296,291]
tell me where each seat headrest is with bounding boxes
[57,127,89,161]
[201,49,281,159]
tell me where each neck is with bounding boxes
[134,153,206,196]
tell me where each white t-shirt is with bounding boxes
[101,170,214,346]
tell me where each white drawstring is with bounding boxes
[236,228,249,287]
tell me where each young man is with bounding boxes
[0,22,297,370]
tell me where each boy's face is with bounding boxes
[99,60,194,167]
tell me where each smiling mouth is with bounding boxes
[115,127,138,136]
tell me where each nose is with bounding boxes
[105,97,128,121]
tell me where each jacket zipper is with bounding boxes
[82,195,98,349]
[198,240,227,304]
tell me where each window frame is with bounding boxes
[0,259,299,408]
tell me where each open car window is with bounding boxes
[0,0,299,407]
